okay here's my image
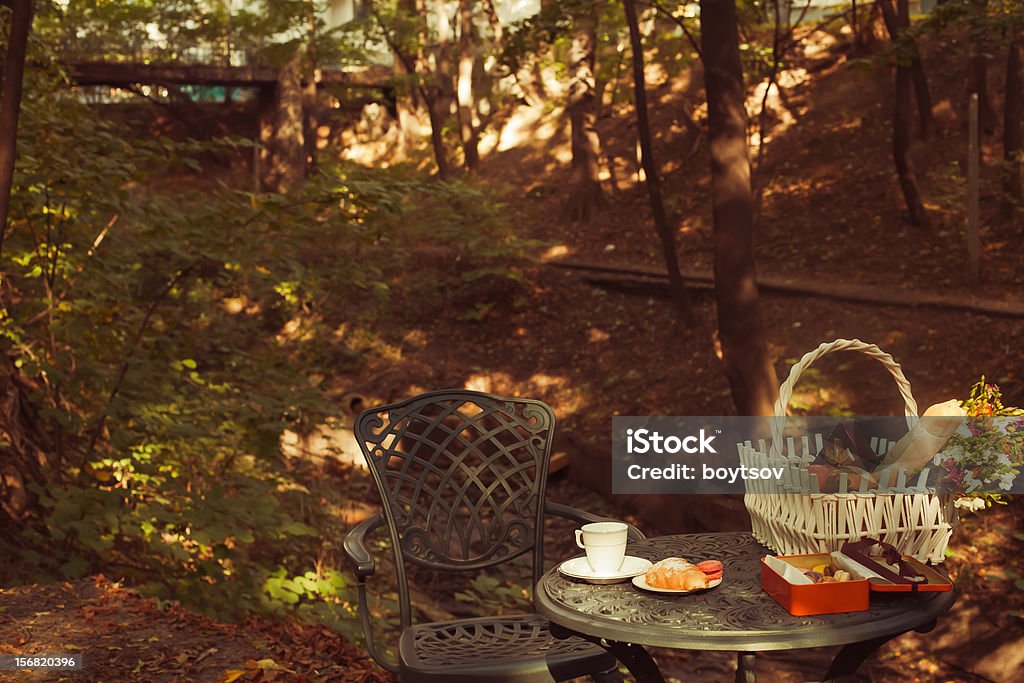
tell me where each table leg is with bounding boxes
[823,634,897,681]
[600,640,665,683]
[548,624,665,683]
[735,652,756,683]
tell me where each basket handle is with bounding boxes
[771,339,918,457]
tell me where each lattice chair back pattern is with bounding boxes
[356,391,554,590]
[741,339,958,563]
[346,390,633,680]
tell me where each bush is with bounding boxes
[0,64,527,640]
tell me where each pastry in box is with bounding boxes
[761,553,870,616]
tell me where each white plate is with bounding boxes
[631,574,723,594]
[558,555,653,584]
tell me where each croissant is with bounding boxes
[645,557,709,590]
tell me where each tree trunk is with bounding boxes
[373,1,450,177]
[268,53,307,193]
[910,54,933,140]
[256,85,276,191]
[434,0,456,120]
[624,0,694,328]
[876,0,933,140]
[1004,38,1023,218]
[0,0,33,260]
[700,0,778,417]
[562,8,604,222]
[457,0,479,170]
[423,95,451,179]
[303,1,318,170]
[886,0,931,227]
[392,0,420,154]
[969,0,998,134]
[419,0,451,178]
[852,0,863,55]
[299,2,319,172]
[301,82,318,170]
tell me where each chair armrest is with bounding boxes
[343,512,385,579]
[544,501,646,542]
[342,513,399,673]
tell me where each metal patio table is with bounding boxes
[535,532,957,682]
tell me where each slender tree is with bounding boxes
[457,0,479,170]
[623,0,693,327]
[0,0,33,260]
[0,0,42,533]
[563,2,604,222]
[371,3,451,178]
[1004,37,1022,217]
[877,0,934,140]
[969,0,998,133]
[434,0,456,117]
[700,0,778,416]
[302,0,319,170]
[268,51,306,192]
[880,0,931,227]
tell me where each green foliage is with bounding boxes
[37,0,369,68]
[893,0,1024,66]
[454,572,532,615]
[1,41,526,640]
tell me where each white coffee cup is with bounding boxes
[574,521,628,575]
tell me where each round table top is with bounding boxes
[535,532,957,651]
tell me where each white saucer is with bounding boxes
[631,575,723,594]
[558,556,653,584]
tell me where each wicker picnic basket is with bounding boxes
[740,339,958,563]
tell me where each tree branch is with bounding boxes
[638,0,702,59]
[83,260,201,458]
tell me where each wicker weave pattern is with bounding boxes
[744,339,957,563]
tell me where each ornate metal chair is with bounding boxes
[343,390,645,682]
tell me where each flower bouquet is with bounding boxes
[936,377,1024,511]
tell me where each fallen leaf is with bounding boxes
[256,658,295,673]
[196,646,218,662]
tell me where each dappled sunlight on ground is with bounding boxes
[491,104,564,154]
[747,67,811,148]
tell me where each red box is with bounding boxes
[760,553,870,616]
[858,554,954,593]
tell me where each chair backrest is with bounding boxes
[355,390,556,625]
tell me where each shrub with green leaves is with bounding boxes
[0,58,525,640]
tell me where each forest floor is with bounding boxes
[0,576,388,682]
[3,22,1024,683]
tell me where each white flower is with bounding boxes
[943,445,966,461]
[954,496,987,511]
